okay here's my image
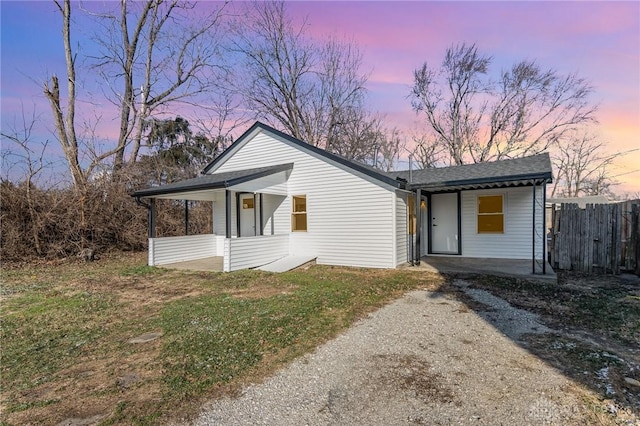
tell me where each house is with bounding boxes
[132,122,553,274]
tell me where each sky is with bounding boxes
[1,1,639,194]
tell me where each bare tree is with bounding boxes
[232,1,317,143]
[1,106,59,255]
[233,1,372,156]
[320,36,368,152]
[87,0,229,168]
[551,132,630,198]
[328,109,403,169]
[410,125,448,169]
[43,0,85,188]
[411,43,597,165]
[376,127,404,172]
[43,0,231,188]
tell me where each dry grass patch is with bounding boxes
[1,253,444,425]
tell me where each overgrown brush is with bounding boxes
[0,165,211,262]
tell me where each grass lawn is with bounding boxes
[0,253,444,425]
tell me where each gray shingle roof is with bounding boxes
[202,122,404,189]
[132,121,553,198]
[132,163,293,197]
[388,153,552,190]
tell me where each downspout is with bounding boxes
[415,188,421,265]
[408,154,414,266]
[532,181,536,274]
[543,182,547,274]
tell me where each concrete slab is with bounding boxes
[404,256,557,283]
[158,256,223,272]
[257,255,317,273]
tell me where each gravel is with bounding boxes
[194,281,589,425]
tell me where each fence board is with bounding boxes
[550,200,640,275]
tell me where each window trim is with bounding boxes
[291,195,307,232]
[477,194,504,234]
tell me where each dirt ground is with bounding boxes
[194,276,639,425]
[2,256,638,425]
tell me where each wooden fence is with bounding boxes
[549,200,640,275]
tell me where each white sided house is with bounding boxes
[132,122,552,274]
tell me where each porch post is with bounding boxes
[259,193,264,236]
[253,193,258,236]
[225,190,231,238]
[184,200,189,236]
[149,198,156,238]
[415,188,421,264]
[236,192,241,237]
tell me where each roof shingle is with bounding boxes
[388,153,552,190]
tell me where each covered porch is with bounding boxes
[396,154,553,276]
[409,255,556,283]
[132,164,293,272]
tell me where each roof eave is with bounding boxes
[131,181,227,198]
[131,163,294,198]
[410,171,552,191]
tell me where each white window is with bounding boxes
[291,195,307,232]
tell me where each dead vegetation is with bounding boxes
[0,164,212,263]
[463,272,640,423]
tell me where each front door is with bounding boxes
[430,193,459,254]
[239,194,255,237]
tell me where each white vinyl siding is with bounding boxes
[395,192,409,265]
[212,191,226,236]
[261,194,287,235]
[149,234,222,266]
[225,234,289,271]
[212,131,396,268]
[461,187,540,259]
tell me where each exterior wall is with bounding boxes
[149,234,222,265]
[395,192,409,265]
[212,131,397,268]
[212,191,226,235]
[212,192,287,237]
[461,186,542,259]
[225,234,289,271]
[262,194,288,235]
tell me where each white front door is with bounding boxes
[239,194,255,237]
[431,193,459,254]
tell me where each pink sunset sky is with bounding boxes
[1,1,639,194]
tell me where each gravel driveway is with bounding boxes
[194,280,590,425]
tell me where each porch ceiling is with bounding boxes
[131,163,293,200]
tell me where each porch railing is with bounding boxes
[149,234,224,266]
[224,234,289,272]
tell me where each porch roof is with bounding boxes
[389,153,552,192]
[132,163,293,199]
